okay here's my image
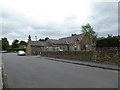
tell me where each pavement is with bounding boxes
[0,53,3,89]
[3,53,118,88]
[40,56,120,71]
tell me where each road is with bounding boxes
[2,53,118,88]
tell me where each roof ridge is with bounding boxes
[59,33,84,40]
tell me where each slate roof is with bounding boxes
[28,33,85,46]
[59,33,85,44]
[47,39,68,45]
[29,41,52,47]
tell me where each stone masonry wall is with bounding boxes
[41,51,94,61]
[95,47,120,64]
[41,47,120,64]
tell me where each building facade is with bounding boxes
[26,33,93,55]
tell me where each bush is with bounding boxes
[7,48,26,52]
[96,36,119,47]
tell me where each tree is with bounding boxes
[96,35,119,47]
[39,39,45,41]
[0,40,2,50]
[45,37,49,41]
[81,24,97,43]
[11,39,19,48]
[39,37,49,41]
[19,41,27,46]
[1,38,9,50]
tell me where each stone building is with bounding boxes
[26,33,92,55]
[57,33,92,51]
[26,40,51,55]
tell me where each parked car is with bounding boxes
[0,50,7,53]
[17,50,26,56]
[58,49,63,51]
[56,48,63,52]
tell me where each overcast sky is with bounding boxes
[0,0,119,44]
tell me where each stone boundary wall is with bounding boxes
[95,47,120,64]
[41,51,94,61]
[41,47,120,64]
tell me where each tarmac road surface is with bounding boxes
[2,53,118,88]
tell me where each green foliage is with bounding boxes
[19,40,27,46]
[81,24,97,43]
[45,37,49,41]
[8,48,26,49]
[11,39,19,48]
[39,37,49,41]
[7,48,26,52]
[39,39,45,41]
[1,38,9,50]
[0,40,2,50]
[96,35,119,47]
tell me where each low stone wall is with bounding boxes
[95,47,120,64]
[41,51,94,61]
[41,47,120,64]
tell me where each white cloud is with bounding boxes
[1,0,91,23]
[0,0,118,44]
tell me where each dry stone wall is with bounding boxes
[41,47,120,64]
